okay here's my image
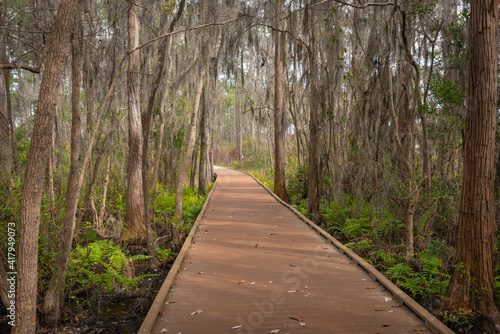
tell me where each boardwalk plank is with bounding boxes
[147,168,446,334]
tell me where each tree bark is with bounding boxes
[441,0,499,329]
[385,6,417,265]
[173,69,206,228]
[0,2,14,181]
[125,0,146,237]
[41,11,82,324]
[0,47,11,182]
[3,69,18,175]
[235,83,243,161]
[198,87,209,196]
[306,0,319,216]
[273,0,288,203]
[400,8,431,197]
[16,0,77,332]
[141,0,185,264]
[190,141,199,191]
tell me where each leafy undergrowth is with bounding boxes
[317,195,500,333]
[0,185,210,334]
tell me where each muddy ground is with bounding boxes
[0,265,169,334]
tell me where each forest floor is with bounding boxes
[0,258,171,334]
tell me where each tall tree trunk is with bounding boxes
[385,6,417,265]
[198,87,209,196]
[3,70,18,175]
[273,0,288,202]
[441,0,499,330]
[125,0,146,237]
[190,141,199,191]
[47,117,56,226]
[41,12,82,324]
[0,1,18,176]
[235,84,243,161]
[306,0,319,217]
[400,8,431,197]
[16,0,77,332]
[152,95,169,187]
[98,146,112,229]
[173,69,206,229]
[0,58,11,184]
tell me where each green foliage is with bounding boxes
[155,247,177,262]
[182,187,206,223]
[386,244,450,301]
[174,130,185,148]
[439,310,474,331]
[292,199,308,216]
[67,240,154,293]
[323,200,347,226]
[322,195,404,242]
[369,249,402,270]
[339,217,371,239]
[287,165,308,204]
[152,184,207,224]
[345,239,373,252]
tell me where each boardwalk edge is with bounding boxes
[236,168,454,334]
[137,174,219,334]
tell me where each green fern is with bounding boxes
[67,240,155,293]
[386,251,450,300]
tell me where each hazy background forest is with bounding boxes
[0,0,499,333]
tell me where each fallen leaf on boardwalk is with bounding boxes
[270,330,280,333]
[198,272,204,275]
[232,325,242,329]
[289,264,296,267]
[289,316,303,321]
[269,281,273,283]
[382,324,391,327]
[165,301,176,305]
[160,311,165,316]
[255,244,259,247]
[374,309,383,311]
[204,230,208,233]
[268,232,275,235]
[250,282,256,285]
[388,310,393,313]
[299,322,306,327]
[288,290,297,293]
[304,293,311,297]
[238,280,246,284]
[414,329,426,332]
[161,329,168,333]
[384,297,393,302]
[191,309,203,315]
[366,287,375,290]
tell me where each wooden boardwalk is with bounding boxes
[139,168,452,334]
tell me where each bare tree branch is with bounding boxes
[332,0,393,9]
[129,14,247,54]
[0,63,40,73]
